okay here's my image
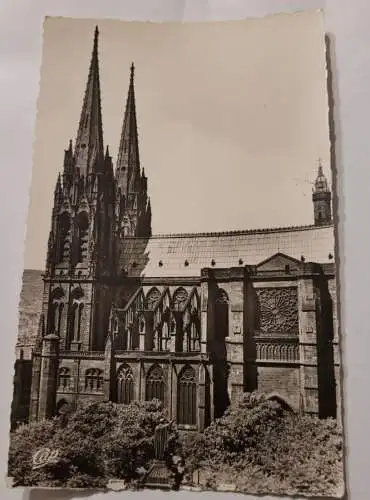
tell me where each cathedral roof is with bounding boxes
[119,223,335,278]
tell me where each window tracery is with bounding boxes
[85,368,104,392]
[172,287,188,311]
[256,287,299,335]
[146,364,165,403]
[117,364,134,404]
[177,365,196,426]
[57,367,71,391]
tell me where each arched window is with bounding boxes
[85,368,104,392]
[66,289,84,349]
[58,212,71,263]
[172,287,188,311]
[146,287,161,310]
[49,288,65,335]
[117,364,134,404]
[146,364,165,403]
[177,365,197,426]
[76,212,89,263]
[187,321,200,352]
[57,367,71,391]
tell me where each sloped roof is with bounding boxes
[119,224,335,278]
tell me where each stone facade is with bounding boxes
[12,27,341,432]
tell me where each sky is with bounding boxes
[24,10,331,270]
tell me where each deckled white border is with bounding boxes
[0,0,367,499]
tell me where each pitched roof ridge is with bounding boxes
[122,223,333,240]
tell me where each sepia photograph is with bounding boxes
[8,10,345,497]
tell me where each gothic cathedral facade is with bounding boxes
[26,27,341,432]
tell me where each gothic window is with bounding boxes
[177,365,197,426]
[256,287,299,335]
[146,364,165,403]
[66,289,84,349]
[215,288,229,341]
[57,367,71,391]
[117,364,134,404]
[146,287,161,310]
[76,212,89,263]
[49,288,65,335]
[58,212,71,263]
[85,368,104,392]
[190,322,201,352]
[172,287,188,311]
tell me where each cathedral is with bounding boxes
[12,27,341,432]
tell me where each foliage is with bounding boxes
[8,399,176,488]
[8,393,344,496]
[180,393,344,497]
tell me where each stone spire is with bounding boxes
[73,26,104,177]
[116,62,140,195]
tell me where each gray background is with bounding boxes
[0,0,366,499]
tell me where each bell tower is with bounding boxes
[312,159,332,226]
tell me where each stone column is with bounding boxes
[200,269,212,354]
[37,333,60,420]
[198,362,206,431]
[103,334,113,401]
[29,353,42,422]
[225,272,245,404]
[297,276,319,416]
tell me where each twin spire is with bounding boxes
[71,26,140,191]
[74,26,104,177]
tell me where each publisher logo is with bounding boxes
[32,448,60,470]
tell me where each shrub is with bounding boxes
[181,392,344,497]
[8,399,177,489]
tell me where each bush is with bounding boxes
[180,392,344,497]
[8,399,177,488]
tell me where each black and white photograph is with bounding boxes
[7,10,345,497]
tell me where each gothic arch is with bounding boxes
[66,288,84,349]
[177,365,197,426]
[146,364,165,403]
[146,287,161,310]
[57,212,71,263]
[172,287,189,311]
[76,211,89,263]
[49,287,65,336]
[117,364,134,404]
[215,288,229,304]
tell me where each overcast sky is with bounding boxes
[24,10,330,270]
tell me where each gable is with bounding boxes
[256,253,302,272]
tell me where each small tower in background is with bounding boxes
[312,159,332,226]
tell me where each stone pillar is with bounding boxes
[37,334,60,420]
[29,353,42,422]
[133,362,141,401]
[200,269,212,354]
[103,334,113,401]
[170,363,177,421]
[144,312,154,351]
[297,277,319,416]
[198,362,206,431]
[225,274,245,404]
